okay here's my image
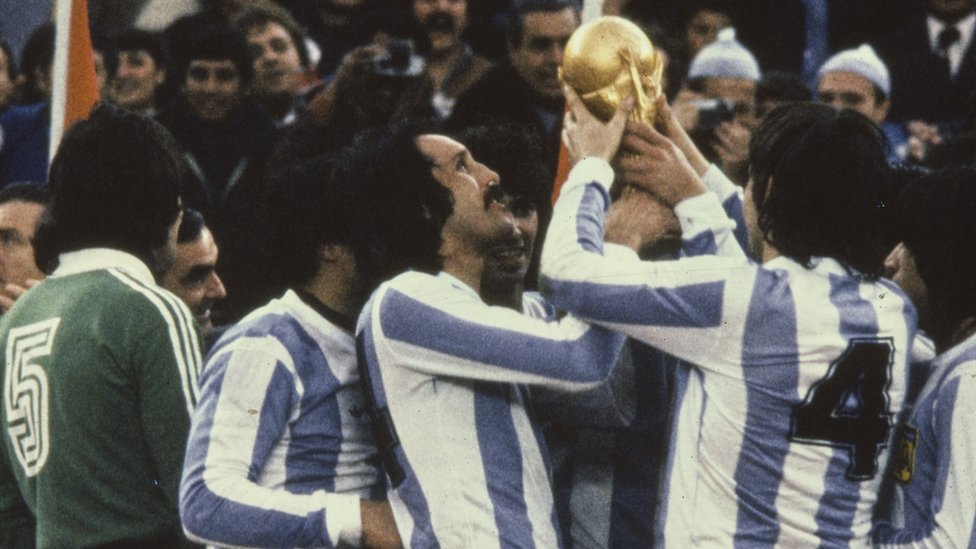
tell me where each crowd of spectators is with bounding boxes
[0,0,974,322]
[0,0,975,547]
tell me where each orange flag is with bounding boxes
[550,104,573,204]
[550,0,603,204]
[49,0,99,161]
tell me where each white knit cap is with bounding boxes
[817,44,891,96]
[687,28,761,81]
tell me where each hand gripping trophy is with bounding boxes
[559,16,665,198]
[560,16,664,126]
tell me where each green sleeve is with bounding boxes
[130,292,203,507]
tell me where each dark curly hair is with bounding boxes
[231,2,310,67]
[46,104,183,267]
[173,24,253,88]
[507,0,579,47]
[334,119,454,281]
[268,119,453,292]
[897,167,976,347]
[749,102,889,277]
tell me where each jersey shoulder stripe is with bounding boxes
[108,269,202,414]
[377,286,613,384]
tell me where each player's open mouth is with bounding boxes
[489,245,526,268]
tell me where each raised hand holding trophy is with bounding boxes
[560,16,664,127]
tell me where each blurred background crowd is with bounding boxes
[0,0,974,326]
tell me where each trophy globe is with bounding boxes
[560,16,664,125]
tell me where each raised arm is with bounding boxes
[362,275,626,393]
[539,88,753,365]
[623,96,749,250]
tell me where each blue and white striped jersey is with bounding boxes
[541,340,677,549]
[541,159,917,547]
[180,290,383,548]
[543,190,753,549]
[538,244,719,549]
[873,332,976,548]
[357,270,626,548]
[699,164,749,253]
[522,291,558,322]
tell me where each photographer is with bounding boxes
[302,12,430,158]
[672,28,760,183]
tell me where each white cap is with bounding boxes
[688,28,761,81]
[817,44,891,96]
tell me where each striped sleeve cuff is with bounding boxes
[674,191,730,233]
[561,157,615,198]
[702,164,741,202]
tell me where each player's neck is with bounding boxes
[481,279,524,311]
[760,243,781,264]
[301,266,363,325]
[442,254,484,296]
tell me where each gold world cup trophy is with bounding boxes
[560,16,664,125]
[560,16,664,197]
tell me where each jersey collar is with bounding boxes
[293,288,356,333]
[437,270,481,301]
[932,330,976,371]
[52,248,155,285]
[764,256,860,277]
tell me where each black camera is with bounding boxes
[693,98,735,132]
[372,39,424,78]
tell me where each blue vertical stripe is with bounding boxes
[358,313,439,548]
[800,0,830,89]
[217,314,347,488]
[251,366,297,479]
[655,362,696,545]
[551,442,575,548]
[682,232,718,257]
[474,382,535,549]
[895,357,972,544]
[930,376,961,530]
[575,185,609,254]
[969,507,976,549]
[521,387,562,548]
[607,343,674,548]
[812,275,883,543]
[722,194,750,254]
[878,278,918,403]
[734,270,798,547]
[278,322,344,489]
